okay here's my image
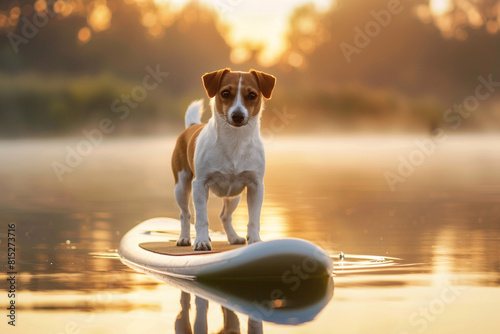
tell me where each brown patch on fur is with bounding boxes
[250,69,276,99]
[240,74,264,117]
[202,68,230,98]
[171,123,206,182]
[214,71,241,116]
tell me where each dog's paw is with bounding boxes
[247,235,262,244]
[176,237,191,246]
[193,239,212,251]
[228,235,246,245]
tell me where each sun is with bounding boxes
[151,0,332,66]
[430,0,452,16]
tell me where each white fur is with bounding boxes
[184,99,204,128]
[191,79,265,250]
[228,76,249,125]
[174,169,192,246]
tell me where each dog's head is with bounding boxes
[202,68,276,127]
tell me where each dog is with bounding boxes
[171,68,276,250]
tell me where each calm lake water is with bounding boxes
[0,134,499,333]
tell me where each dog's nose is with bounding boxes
[232,111,245,124]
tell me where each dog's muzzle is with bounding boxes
[232,111,244,124]
[229,110,247,127]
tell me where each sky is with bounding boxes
[155,0,333,66]
[153,0,451,66]
[430,0,452,15]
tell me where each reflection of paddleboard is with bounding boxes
[119,218,333,280]
[137,267,334,325]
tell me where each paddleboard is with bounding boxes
[119,217,333,280]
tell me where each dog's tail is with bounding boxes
[184,99,204,128]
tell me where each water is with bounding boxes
[0,134,499,333]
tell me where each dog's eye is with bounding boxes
[248,92,257,100]
[221,90,231,98]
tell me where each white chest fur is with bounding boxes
[194,113,265,198]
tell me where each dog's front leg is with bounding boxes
[246,181,264,244]
[192,177,212,250]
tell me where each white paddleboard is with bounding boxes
[119,217,333,280]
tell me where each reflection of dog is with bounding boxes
[175,292,263,334]
[171,68,276,250]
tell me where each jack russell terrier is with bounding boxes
[171,68,276,250]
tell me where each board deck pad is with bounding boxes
[139,241,244,256]
[120,217,333,280]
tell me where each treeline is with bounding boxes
[0,0,499,137]
[0,1,232,136]
[280,0,500,101]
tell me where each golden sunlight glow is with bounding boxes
[466,7,484,27]
[34,0,47,13]
[430,0,452,16]
[232,199,288,239]
[222,9,289,67]
[230,48,251,64]
[141,12,157,27]
[148,24,165,38]
[154,0,191,12]
[9,6,20,20]
[53,1,64,13]
[0,12,7,28]
[157,6,176,27]
[78,26,92,44]
[153,0,332,66]
[54,0,74,17]
[431,228,456,287]
[414,5,433,24]
[88,4,112,32]
[486,20,498,34]
[288,52,304,68]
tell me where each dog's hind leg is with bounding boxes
[175,170,192,246]
[220,196,246,245]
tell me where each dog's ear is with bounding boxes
[250,69,276,99]
[202,68,231,98]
